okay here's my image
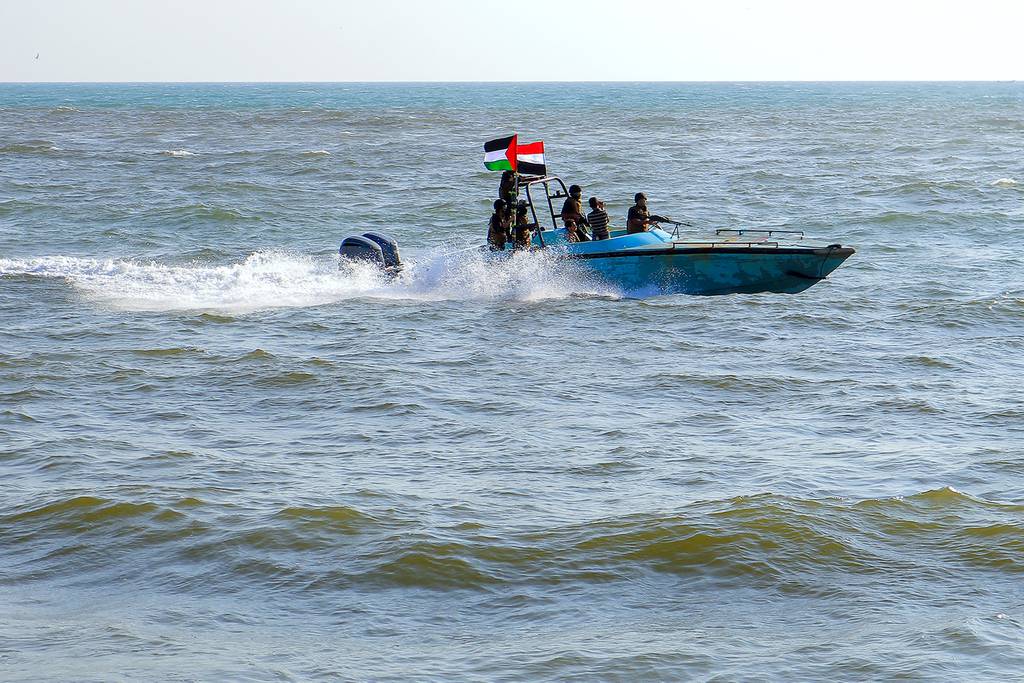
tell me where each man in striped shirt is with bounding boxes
[587,197,611,240]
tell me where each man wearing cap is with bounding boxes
[560,185,591,228]
[627,192,651,234]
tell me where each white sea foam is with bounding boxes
[0,248,618,314]
[161,150,196,157]
[303,150,331,156]
[992,178,1018,186]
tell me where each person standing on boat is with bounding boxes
[561,185,591,228]
[627,192,652,233]
[561,185,592,242]
[488,199,512,251]
[498,170,518,208]
[627,192,674,233]
[513,200,534,250]
[587,197,611,240]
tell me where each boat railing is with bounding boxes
[663,224,803,240]
[671,240,781,249]
[715,228,805,238]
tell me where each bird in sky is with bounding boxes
[35,53,40,59]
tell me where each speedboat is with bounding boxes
[339,175,854,296]
[511,175,854,296]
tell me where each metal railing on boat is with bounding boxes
[664,225,805,240]
[715,228,804,238]
[669,240,781,249]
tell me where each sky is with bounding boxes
[1,0,1022,82]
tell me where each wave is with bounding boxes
[153,203,252,222]
[0,140,60,154]
[129,346,204,357]
[0,198,44,216]
[0,247,618,313]
[887,179,970,195]
[302,149,331,156]
[161,149,196,157]
[979,117,1024,130]
[6,495,161,526]
[5,488,1023,592]
[304,109,461,127]
[992,178,1018,187]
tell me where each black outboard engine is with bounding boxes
[362,232,401,271]
[339,232,402,277]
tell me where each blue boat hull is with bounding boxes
[573,246,853,295]
[545,228,855,296]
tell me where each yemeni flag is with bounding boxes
[516,140,546,175]
[483,134,517,172]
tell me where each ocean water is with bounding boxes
[1,82,1023,681]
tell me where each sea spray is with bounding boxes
[0,247,620,313]
[401,243,620,303]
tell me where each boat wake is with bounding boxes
[0,247,621,313]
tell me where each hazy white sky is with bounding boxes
[2,0,1022,81]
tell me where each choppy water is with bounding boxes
[1,82,1023,681]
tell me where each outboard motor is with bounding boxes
[361,232,401,271]
[339,232,402,278]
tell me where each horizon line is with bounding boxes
[0,79,1020,85]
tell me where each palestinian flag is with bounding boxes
[516,140,546,176]
[483,134,517,172]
